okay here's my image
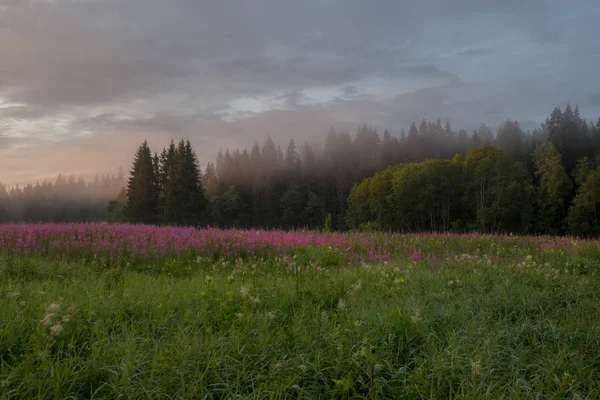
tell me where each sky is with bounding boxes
[1,0,600,186]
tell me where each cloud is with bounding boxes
[1,0,600,185]
[0,1,187,108]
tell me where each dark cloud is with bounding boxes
[342,85,360,100]
[0,1,186,107]
[272,90,308,109]
[458,47,496,57]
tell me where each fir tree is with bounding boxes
[125,141,159,224]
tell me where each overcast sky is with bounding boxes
[1,0,599,186]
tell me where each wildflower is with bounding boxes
[41,313,54,326]
[37,350,49,361]
[273,361,286,371]
[240,285,250,299]
[352,346,368,359]
[394,277,405,285]
[354,319,365,328]
[47,303,60,314]
[235,312,244,321]
[266,311,276,321]
[410,313,422,325]
[337,298,345,312]
[50,323,64,337]
[321,310,328,321]
[470,360,482,380]
[250,295,260,305]
[556,371,574,388]
[374,363,383,375]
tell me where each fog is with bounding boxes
[1,0,599,186]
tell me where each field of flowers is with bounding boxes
[1,223,600,399]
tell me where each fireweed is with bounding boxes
[0,226,599,398]
[1,224,598,271]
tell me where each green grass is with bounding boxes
[1,245,600,399]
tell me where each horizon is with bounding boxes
[2,0,600,186]
[0,117,543,188]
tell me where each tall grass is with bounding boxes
[1,228,599,398]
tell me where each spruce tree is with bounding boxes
[125,141,159,224]
[284,138,301,172]
[181,140,206,225]
[160,140,178,224]
[158,139,207,226]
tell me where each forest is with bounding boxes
[0,172,125,223]
[2,104,599,236]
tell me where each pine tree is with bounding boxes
[203,162,219,197]
[159,140,177,223]
[261,136,278,174]
[284,138,301,172]
[382,129,395,166]
[125,141,159,224]
[160,140,207,226]
[180,140,206,225]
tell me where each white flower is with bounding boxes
[470,360,482,380]
[50,323,64,337]
[41,313,55,327]
[410,313,422,325]
[374,363,383,374]
[46,303,60,313]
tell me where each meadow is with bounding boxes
[1,224,599,399]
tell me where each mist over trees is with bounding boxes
[0,171,125,223]
[2,103,600,236]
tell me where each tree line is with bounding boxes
[3,103,599,235]
[119,104,600,236]
[0,172,125,223]
[348,105,600,235]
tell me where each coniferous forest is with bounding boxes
[2,104,600,236]
[0,172,126,223]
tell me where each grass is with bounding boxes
[1,235,600,399]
